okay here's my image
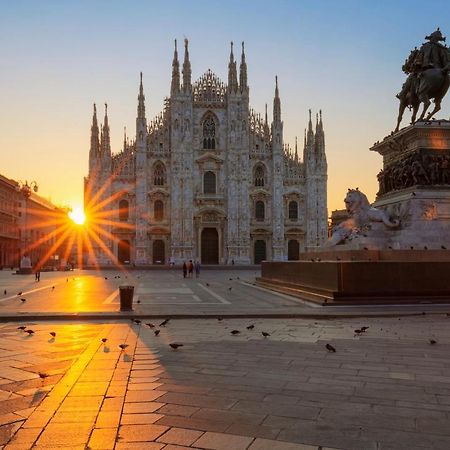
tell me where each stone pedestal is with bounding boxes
[368,121,450,249]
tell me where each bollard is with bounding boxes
[119,285,134,311]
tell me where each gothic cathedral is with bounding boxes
[85,40,327,265]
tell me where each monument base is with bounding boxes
[257,251,450,305]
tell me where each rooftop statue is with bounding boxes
[395,28,450,132]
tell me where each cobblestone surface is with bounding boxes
[0,315,449,449]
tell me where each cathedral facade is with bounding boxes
[84,40,327,265]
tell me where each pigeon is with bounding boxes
[137,300,141,304]
[133,319,142,325]
[25,329,35,335]
[360,326,369,332]
[20,298,26,303]
[442,245,447,250]
[229,278,233,281]
[49,332,56,338]
[326,343,336,353]
[154,329,160,336]
[17,291,22,296]
[104,277,108,280]
[145,323,155,328]
[262,331,270,337]
[237,276,240,280]
[38,372,49,380]
[52,286,55,290]
[118,344,129,351]
[206,283,210,287]
[217,317,223,321]
[3,290,6,295]
[228,287,232,291]
[169,343,184,350]
[429,339,437,345]
[354,329,363,335]
[159,319,170,327]
[17,326,27,331]
[230,330,240,335]
[246,324,255,330]
[101,338,108,343]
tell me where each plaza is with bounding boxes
[0,268,450,449]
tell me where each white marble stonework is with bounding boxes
[85,40,328,265]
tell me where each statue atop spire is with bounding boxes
[182,38,192,93]
[171,39,180,96]
[239,41,248,93]
[228,41,238,93]
[273,76,281,123]
[137,72,146,119]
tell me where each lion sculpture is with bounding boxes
[326,189,400,246]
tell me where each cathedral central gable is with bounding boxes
[193,70,227,106]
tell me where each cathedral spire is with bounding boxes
[239,41,248,93]
[137,72,146,119]
[90,103,99,155]
[101,103,111,155]
[295,136,299,161]
[171,39,180,96]
[307,109,314,148]
[273,76,281,123]
[182,38,192,93]
[228,41,238,93]
[123,126,127,150]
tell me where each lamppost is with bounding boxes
[16,181,38,269]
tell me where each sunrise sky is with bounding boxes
[1,0,449,214]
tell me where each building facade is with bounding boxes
[85,40,328,265]
[0,174,20,268]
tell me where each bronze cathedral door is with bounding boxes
[201,228,219,264]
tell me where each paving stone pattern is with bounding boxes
[0,315,450,449]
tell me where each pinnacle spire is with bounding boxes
[101,103,111,155]
[265,103,268,125]
[228,41,238,93]
[171,39,180,96]
[239,41,248,92]
[295,136,299,161]
[273,76,281,123]
[182,38,192,92]
[137,72,146,119]
[308,109,313,132]
[90,103,100,155]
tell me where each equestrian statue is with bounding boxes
[395,28,450,132]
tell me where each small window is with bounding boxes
[119,199,129,221]
[288,201,298,220]
[154,200,164,221]
[255,201,265,221]
[204,171,216,194]
[203,117,216,149]
[254,165,265,187]
[153,163,165,186]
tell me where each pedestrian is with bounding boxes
[195,261,200,278]
[188,260,194,278]
[182,261,187,278]
[169,256,175,268]
[34,269,40,282]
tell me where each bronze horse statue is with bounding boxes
[395,51,450,132]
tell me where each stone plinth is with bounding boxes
[258,254,450,305]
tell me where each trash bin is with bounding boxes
[119,285,134,311]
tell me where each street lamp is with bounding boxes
[16,181,38,270]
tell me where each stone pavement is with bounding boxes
[0,315,449,449]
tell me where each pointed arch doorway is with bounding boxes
[201,228,219,264]
[153,240,165,264]
[118,239,131,264]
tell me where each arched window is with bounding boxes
[154,200,164,221]
[153,163,165,186]
[119,199,129,222]
[254,165,265,187]
[288,201,298,220]
[203,116,216,149]
[204,171,216,194]
[255,201,265,221]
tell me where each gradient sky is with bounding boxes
[1,0,449,214]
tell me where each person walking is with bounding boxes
[182,262,187,278]
[195,261,201,278]
[35,270,40,282]
[188,260,194,278]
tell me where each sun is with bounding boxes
[69,207,86,225]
